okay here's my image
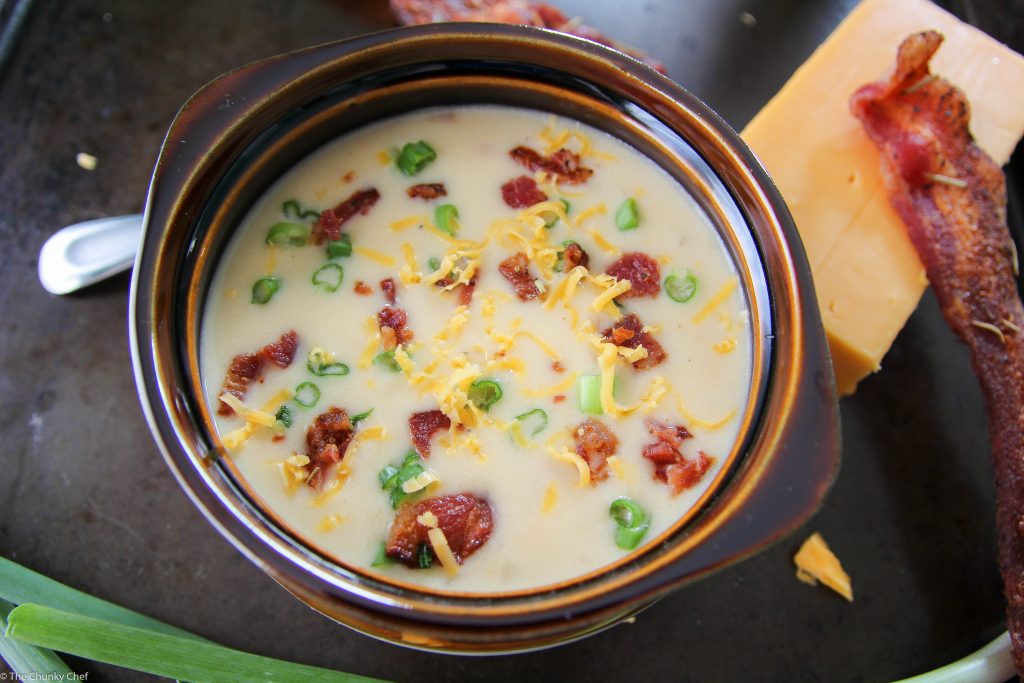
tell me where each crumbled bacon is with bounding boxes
[305,407,355,489]
[406,183,447,200]
[409,409,451,458]
[218,331,298,415]
[602,313,667,369]
[510,146,593,185]
[605,252,661,298]
[380,277,397,304]
[553,395,566,403]
[573,418,619,484]
[552,360,565,373]
[501,175,548,209]
[498,252,541,301]
[377,305,413,351]
[456,281,476,306]
[385,493,494,567]
[311,188,380,244]
[562,242,589,271]
[354,281,373,295]
[641,419,712,494]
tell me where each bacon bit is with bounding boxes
[381,277,397,304]
[641,419,712,494]
[272,434,285,443]
[218,331,298,415]
[573,418,619,484]
[510,146,593,184]
[406,183,447,200]
[385,493,494,567]
[311,188,380,244]
[602,314,667,369]
[305,407,355,489]
[377,305,413,351]
[501,175,548,209]
[341,170,356,183]
[387,0,667,73]
[852,34,1024,666]
[354,281,373,295]
[552,360,566,373]
[553,395,566,403]
[562,242,589,271]
[457,281,476,306]
[499,252,542,301]
[605,252,661,298]
[409,409,451,458]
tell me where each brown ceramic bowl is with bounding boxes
[130,24,840,654]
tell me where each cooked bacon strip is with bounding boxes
[388,0,667,73]
[510,146,593,185]
[851,30,1024,668]
[602,313,667,369]
[380,277,397,305]
[354,281,373,295]
[562,242,589,271]
[573,418,619,483]
[409,409,451,458]
[641,419,713,494]
[386,493,494,567]
[377,305,413,351]
[406,182,447,200]
[501,175,548,209]
[311,188,380,245]
[433,273,478,306]
[605,252,660,298]
[305,407,355,489]
[218,331,298,415]
[499,251,541,301]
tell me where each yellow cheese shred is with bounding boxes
[358,315,381,369]
[317,515,344,532]
[693,277,739,325]
[591,278,631,319]
[677,396,737,430]
[586,228,621,255]
[521,371,577,397]
[390,215,425,232]
[549,445,590,487]
[427,527,460,577]
[794,532,853,602]
[541,483,558,513]
[353,246,397,267]
[574,203,607,228]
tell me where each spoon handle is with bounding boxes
[38,214,144,295]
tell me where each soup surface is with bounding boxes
[200,106,753,592]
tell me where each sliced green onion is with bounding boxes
[5,604,385,683]
[577,375,604,414]
[379,451,429,508]
[307,348,349,377]
[468,378,502,411]
[416,543,433,569]
[615,197,640,231]
[609,497,650,550]
[542,199,570,228]
[326,233,353,259]
[294,382,320,408]
[250,277,281,305]
[265,221,311,246]
[434,203,460,236]
[400,450,420,469]
[281,199,302,219]
[396,141,437,176]
[555,240,579,272]
[665,272,698,303]
[351,408,374,425]
[0,599,71,678]
[371,543,396,568]
[312,263,344,292]
[514,408,549,437]
[374,350,402,373]
[300,208,320,221]
[378,465,399,489]
[274,405,293,428]
[428,257,441,271]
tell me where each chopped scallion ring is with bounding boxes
[514,408,549,436]
[435,203,460,236]
[351,408,374,425]
[615,197,640,231]
[311,263,343,292]
[665,272,698,303]
[293,382,320,408]
[250,277,281,305]
[468,378,502,411]
[416,543,433,569]
[273,405,292,428]
[396,140,437,176]
[577,375,604,414]
[371,542,396,567]
[300,209,320,221]
[609,497,650,550]
[428,257,441,271]
[265,222,310,246]
[379,450,430,508]
[326,233,352,259]
[542,199,571,228]
[281,199,302,220]
[374,350,402,373]
[306,357,348,377]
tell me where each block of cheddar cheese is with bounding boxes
[741,0,1024,395]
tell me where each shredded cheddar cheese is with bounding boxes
[574,203,607,228]
[794,532,853,602]
[677,395,737,430]
[693,277,739,325]
[390,215,425,232]
[353,246,397,267]
[586,228,620,255]
[317,515,343,532]
[549,445,590,487]
[427,527,460,577]
[541,483,558,513]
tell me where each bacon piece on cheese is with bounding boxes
[218,331,298,415]
[641,419,713,494]
[602,313,667,369]
[510,146,593,185]
[562,242,590,271]
[305,407,355,489]
[498,251,542,301]
[573,418,619,484]
[851,30,1024,671]
[377,305,413,350]
[605,252,660,298]
[386,493,494,567]
[406,182,447,200]
[409,409,451,458]
[311,188,380,244]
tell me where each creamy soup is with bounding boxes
[200,106,752,592]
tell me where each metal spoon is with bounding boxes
[38,214,143,295]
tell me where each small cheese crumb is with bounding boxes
[794,532,853,601]
[417,511,439,528]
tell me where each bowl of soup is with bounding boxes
[130,23,840,653]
